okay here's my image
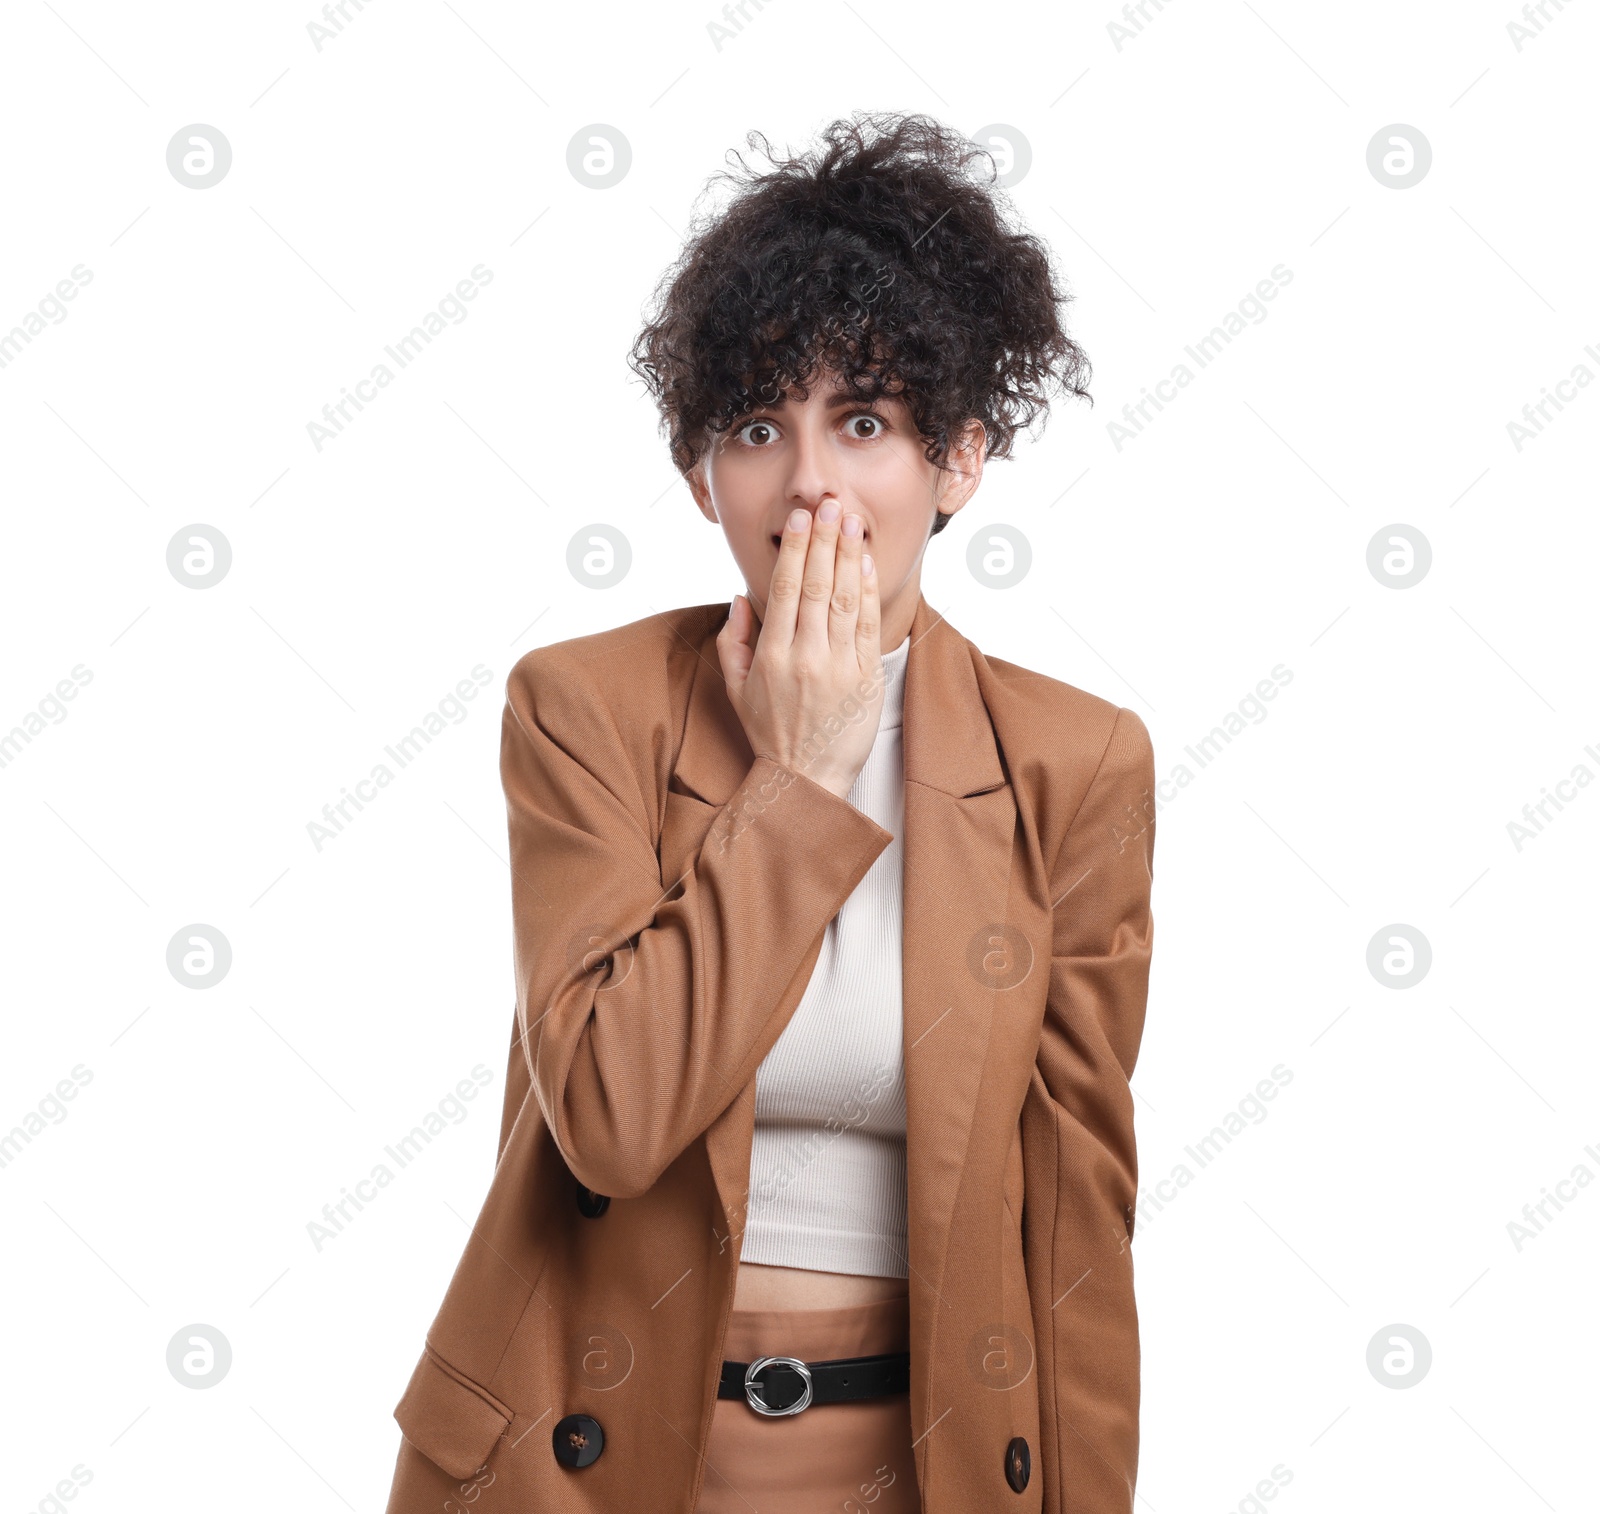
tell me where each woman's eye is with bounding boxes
[732,413,885,447]
[735,419,777,447]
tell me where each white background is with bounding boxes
[1,1,1595,1510]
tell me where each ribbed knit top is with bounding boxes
[740,633,912,1278]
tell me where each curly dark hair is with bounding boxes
[627,111,1091,537]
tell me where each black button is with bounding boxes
[1005,1435,1030,1492]
[553,1412,604,1468]
[575,1181,610,1218]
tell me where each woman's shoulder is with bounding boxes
[505,601,722,707]
[968,646,1154,874]
[499,603,729,801]
[972,643,1152,770]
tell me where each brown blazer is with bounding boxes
[384,592,1156,1514]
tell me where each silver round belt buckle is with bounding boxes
[744,1354,813,1416]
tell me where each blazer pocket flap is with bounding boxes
[394,1344,513,1480]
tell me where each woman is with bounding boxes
[385,112,1156,1514]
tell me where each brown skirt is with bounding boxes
[694,1291,922,1513]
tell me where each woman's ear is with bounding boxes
[686,460,717,523]
[936,419,987,520]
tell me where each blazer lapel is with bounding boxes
[673,595,1015,1345]
[895,594,1017,1428]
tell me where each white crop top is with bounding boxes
[739,633,912,1278]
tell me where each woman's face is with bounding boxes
[686,367,984,646]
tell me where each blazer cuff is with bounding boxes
[708,755,894,877]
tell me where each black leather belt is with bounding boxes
[718,1350,911,1416]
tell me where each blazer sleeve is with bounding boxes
[501,649,895,1200]
[1033,704,1156,1511]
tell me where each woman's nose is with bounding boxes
[782,431,841,507]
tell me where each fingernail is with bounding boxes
[818,500,840,523]
[788,508,809,531]
[863,553,875,576]
[842,514,861,538]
